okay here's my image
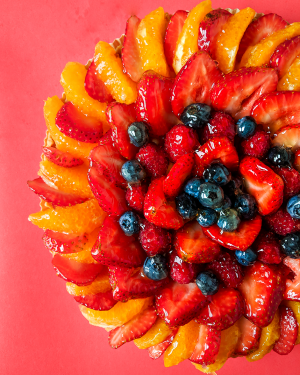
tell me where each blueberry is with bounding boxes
[234,193,257,220]
[128,122,149,147]
[223,176,243,200]
[143,254,168,281]
[214,195,231,212]
[287,195,300,219]
[175,193,199,220]
[121,160,146,183]
[199,182,224,209]
[235,248,257,266]
[119,211,140,236]
[203,162,231,186]
[217,208,240,232]
[196,271,219,296]
[180,103,212,129]
[196,208,218,227]
[236,116,256,139]
[267,146,292,167]
[281,233,300,259]
[184,178,204,200]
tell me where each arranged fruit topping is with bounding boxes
[125,184,147,213]
[148,330,178,359]
[278,56,300,91]
[143,254,169,281]
[74,290,117,311]
[255,231,282,265]
[42,147,83,168]
[84,61,114,102]
[287,194,300,219]
[284,257,300,301]
[241,126,270,159]
[43,230,89,254]
[127,122,149,148]
[272,124,300,152]
[270,36,300,79]
[235,248,257,266]
[134,317,173,349]
[201,111,236,143]
[175,192,200,220]
[181,103,212,129]
[119,211,140,236]
[139,220,171,257]
[121,160,146,184]
[137,142,169,178]
[189,325,221,365]
[273,305,298,355]
[195,271,219,296]
[235,316,262,356]
[265,206,300,236]
[272,166,300,199]
[169,250,200,284]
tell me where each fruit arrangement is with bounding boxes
[28,1,300,372]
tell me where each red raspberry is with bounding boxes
[136,142,169,178]
[125,184,147,213]
[201,111,235,143]
[169,250,201,284]
[241,128,270,159]
[164,124,199,163]
[254,231,281,265]
[139,220,171,257]
[272,167,300,199]
[264,207,300,236]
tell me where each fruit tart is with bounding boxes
[28,1,300,372]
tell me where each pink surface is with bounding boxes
[1,0,300,374]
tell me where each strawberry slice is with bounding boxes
[270,36,300,78]
[239,156,284,216]
[164,10,188,68]
[91,216,146,268]
[273,305,298,355]
[98,128,114,146]
[108,305,157,348]
[210,67,278,120]
[74,290,117,311]
[194,137,239,178]
[148,330,178,359]
[202,215,262,251]
[155,281,209,327]
[272,123,300,152]
[272,166,300,199]
[189,325,221,365]
[106,102,138,159]
[195,287,245,331]
[84,61,113,102]
[238,261,285,327]
[88,165,128,216]
[169,250,201,284]
[171,51,223,117]
[55,102,103,143]
[144,177,184,230]
[27,177,87,207]
[52,253,105,286]
[136,71,178,137]
[174,220,221,263]
[42,147,83,168]
[283,257,300,301]
[122,15,143,82]
[294,150,300,172]
[234,316,262,356]
[43,230,88,254]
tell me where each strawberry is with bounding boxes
[155,281,209,327]
[196,287,245,331]
[174,220,221,263]
[108,305,157,348]
[234,316,262,356]
[144,177,184,230]
[136,71,178,137]
[241,127,270,159]
[136,142,169,178]
[272,166,300,199]
[210,67,278,120]
[283,257,300,301]
[169,250,201,284]
[272,123,300,152]
[202,215,262,251]
[122,15,143,82]
[148,330,178,359]
[254,231,282,265]
[189,325,221,365]
[239,156,284,216]
[74,290,117,311]
[42,147,83,168]
[139,220,171,257]
[91,216,146,268]
[84,60,113,102]
[201,111,235,143]
[27,177,87,206]
[264,207,300,236]
[42,230,88,254]
[98,128,114,146]
[273,305,298,355]
[270,36,300,78]
[238,262,285,327]
[171,52,223,117]
[125,184,147,213]
[164,10,188,68]
[294,149,300,172]
[55,102,103,143]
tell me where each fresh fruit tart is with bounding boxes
[28,1,300,373]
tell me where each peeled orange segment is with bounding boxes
[134,317,173,349]
[136,7,171,77]
[285,301,300,344]
[173,0,212,74]
[215,7,256,74]
[28,199,106,235]
[278,56,300,91]
[66,271,111,296]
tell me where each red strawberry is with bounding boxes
[108,306,157,348]
[148,330,178,359]
[137,142,169,178]
[144,177,184,230]
[235,316,262,356]
[163,153,194,198]
[42,147,83,168]
[241,127,270,159]
[174,220,221,263]
[91,216,146,268]
[239,156,284,216]
[264,207,300,236]
[283,257,300,301]
[98,128,114,146]
[74,290,117,311]
[195,287,245,331]
[272,166,300,199]
[210,67,278,120]
[203,215,262,251]
[189,325,221,365]
[55,102,103,143]
[272,123,300,152]
[122,15,143,82]
[169,250,201,284]
[42,230,88,254]
[270,36,300,78]
[106,102,138,159]
[84,60,113,102]
[194,137,239,178]
[155,281,209,327]
[238,262,285,327]
[136,71,178,137]
[171,52,223,117]
[139,220,171,257]
[164,10,188,68]
[201,111,235,143]
[294,149,300,172]
[254,231,282,265]
[27,177,87,206]
[273,305,298,355]
[207,251,243,288]
[125,184,147,213]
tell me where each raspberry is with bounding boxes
[125,184,147,213]
[169,250,201,284]
[164,124,199,163]
[201,111,235,143]
[136,142,169,178]
[264,207,300,236]
[273,166,300,199]
[241,127,270,159]
[254,231,281,264]
[139,220,171,257]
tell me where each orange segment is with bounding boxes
[285,301,300,344]
[173,0,212,74]
[66,271,111,296]
[28,199,106,234]
[215,7,256,74]
[278,56,300,91]
[94,42,137,104]
[134,317,173,349]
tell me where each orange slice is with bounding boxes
[66,271,111,296]
[134,317,173,349]
[284,301,300,344]
[278,56,300,91]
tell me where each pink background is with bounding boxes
[1,0,299,374]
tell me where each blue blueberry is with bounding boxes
[119,211,140,236]
[143,254,168,281]
[287,195,300,219]
[196,271,219,296]
[175,193,200,220]
[280,233,300,259]
[121,160,146,183]
[235,248,257,266]
[203,163,231,186]
[267,146,292,167]
[214,195,231,212]
[180,103,212,129]
[217,208,240,232]
[184,178,204,200]
[128,122,149,147]
[199,182,224,209]
[236,116,256,139]
[196,208,218,227]
[223,176,243,200]
[234,193,257,220]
